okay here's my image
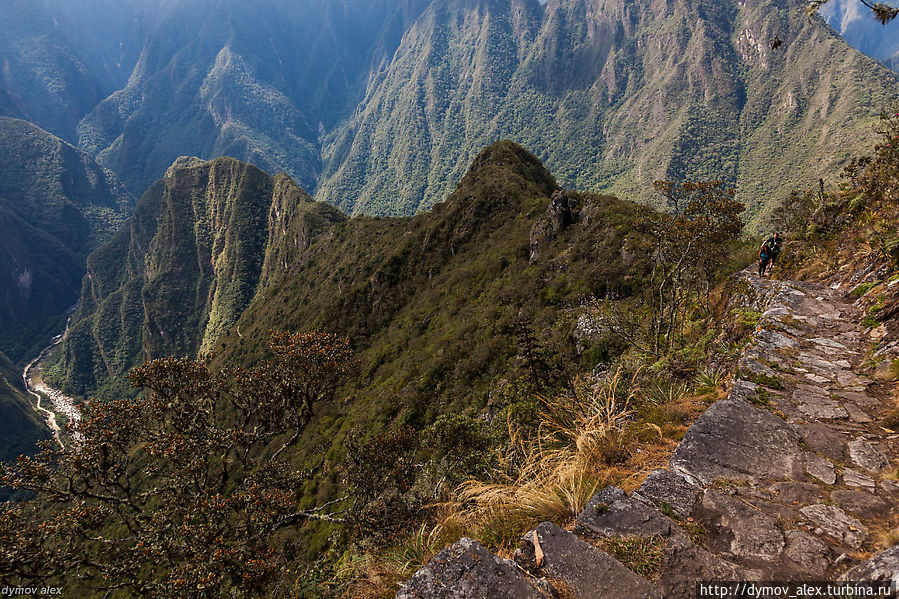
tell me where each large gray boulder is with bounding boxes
[395,538,548,599]
[516,522,662,599]
[839,545,899,583]
[671,396,803,485]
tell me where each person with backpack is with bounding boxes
[764,232,782,270]
[759,242,772,277]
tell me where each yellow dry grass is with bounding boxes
[455,370,638,525]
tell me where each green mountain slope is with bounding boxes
[57,156,344,398]
[56,143,654,438]
[75,0,431,195]
[0,1,111,141]
[2,0,894,221]
[209,142,654,481]
[0,117,133,364]
[316,0,899,224]
[0,349,49,491]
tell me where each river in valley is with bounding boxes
[22,330,80,447]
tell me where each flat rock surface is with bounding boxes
[671,398,803,485]
[396,538,547,599]
[795,423,846,461]
[770,482,826,505]
[696,490,785,559]
[804,452,836,485]
[517,522,662,599]
[657,537,746,599]
[576,487,676,538]
[830,490,892,518]
[634,469,700,519]
[799,505,868,549]
[783,531,833,577]
[848,439,890,473]
[843,468,877,491]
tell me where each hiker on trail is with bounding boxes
[759,242,772,277]
[764,232,782,269]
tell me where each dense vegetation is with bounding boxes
[2,0,896,222]
[1,332,357,597]
[63,0,432,195]
[51,157,344,399]
[0,117,134,364]
[36,141,759,596]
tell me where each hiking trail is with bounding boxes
[396,272,899,598]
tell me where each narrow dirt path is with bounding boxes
[396,272,899,598]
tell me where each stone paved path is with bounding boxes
[397,274,899,599]
[396,272,899,598]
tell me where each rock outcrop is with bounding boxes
[396,271,899,597]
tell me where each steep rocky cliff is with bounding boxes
[57,156,344,398]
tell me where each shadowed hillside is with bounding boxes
[0,117,133,364]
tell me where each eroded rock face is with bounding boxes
[697,490,786,559]
[395,538,548,599]
[528,190,576,262]
[839,546,899,582]
[576,487,677,539]
[634,469,701,519]
[847,439,890,473]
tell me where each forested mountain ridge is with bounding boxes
[0,0,147,141]
[55,156,345,398]
[54,142,658,454]
[318,0,899,222]
[10,140,759,596]
[73,0,433,195]
[1,0,896,222]
[0,117,134,364]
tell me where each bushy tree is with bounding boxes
[598,181,744,356]
[0,332,356,598]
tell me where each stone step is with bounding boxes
[396,537,553,599]
[515,521,663,599]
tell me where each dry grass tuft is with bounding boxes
[877,527,899,549]
[455,370,637,527]
[334,522,454,599]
